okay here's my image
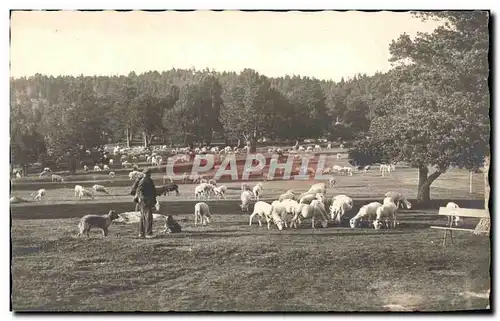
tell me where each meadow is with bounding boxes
[10,151,490,311]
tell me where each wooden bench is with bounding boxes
[430,207,489,246]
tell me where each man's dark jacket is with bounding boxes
[130,176,157,206]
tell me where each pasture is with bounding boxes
[10,153,490,311]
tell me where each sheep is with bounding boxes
[51,174,64,182]
[156,184,180,196]
[327,143,332,149]
[337,153,342,159]
[253,182,264,201]
[373,201,398,230]
[240,190,254,212]
[340,167,353,176]
[208,178,217,186]
[83,165,89,172]
[330,195,354,223]
[249,201,272,227]
[31,189,46,202]
[200,178,208,184]
[103,164,110,171]
[109,171,115,178]
[267,201,286,230]
[445,202,462,227]
[15,172,22,179]
[332,165,343,173]
[129,170,144,181]
[194,183,208,199]
[109,159,114,165]
[92,184,109,195]
[329,177,336,188]
[241,183,251,192]
[94,165,102,171]
[307,182,327,195]
[213,185,227,199]
[162,175,174,185]
[384,191,412,209]
[190,174,201,184]
[291,201,328,229]
[74,185,84,198]
[299,192,321,204]
[122,161,132,168]
[194,202,212,226]
[278,190,296,201]
[281,199,299,227]
[350,202,383,228]
[309,195,330,228]
[78,188,95,200]
[363,165,371,174]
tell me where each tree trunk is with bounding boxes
[143,131,148,148]
[249,137,257,154]
[126,128,132,148]
[416,165,442,204]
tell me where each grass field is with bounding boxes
[10,153,491,312]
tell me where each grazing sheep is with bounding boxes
[240,190,253,212]
[446,202,462,227]
[77,209,120,237]
[109,159,114,165]
[249,201,272,227]
[373,201,398,229]
[162,175,173,185]
[78,188,95,200]
[363,165,371,174]
[164,215,182,233]
[103,164,110,171]
[10,196,29,203]
[327,143,332,149]
[74,185,84,197]
[253,182,264,201]
[337,153,342,159]
[208,178,217,186]
[31,189,46,202]
[83,165,89,172]
[278,190,296,201]
[194,202,212,226]
[122,161,132,168]
[330,195,354,223]
[298,192,321,204]
[350,202,383,228]
[281,199,299,227]
[307,182,327,195]
[267,201,287,230]
[94,165,102,171]
[51,174,64,182]
[213,185,227,199]
[291,201,328,229]
[109,171,115,178]
[92,184,109,195]
[384,191,412,209]
[129,170,144,180]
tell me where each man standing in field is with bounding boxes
[130,168,157,239]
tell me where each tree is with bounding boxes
[349,11,490,203]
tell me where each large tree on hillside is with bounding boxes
[349,11,490,203]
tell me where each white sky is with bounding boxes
[9,10,443,81]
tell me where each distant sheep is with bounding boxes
[350,202,382,228]
[156,184,180,196]
[194,202,212,226]
[109,172,115,178]
[253,182,264,201]
[51,174,64,182]
[240,190,254,212]
[213,185,227,199]
[250,201,272,227]
[92,184,109,195]
[31,189,46,202]
[373,201,398,229]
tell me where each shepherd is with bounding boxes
[130,168,157,239]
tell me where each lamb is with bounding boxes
[240,190,254,212]
[77,209,120,237]
[278,190,296,201]
[213,185,227,199]
[327,143,332,149]
[92,184,109,195]
[74,185,84,198]
[253,182,264,201]
[15,172,22,179]
[109,171,116,178]
[445,202,462,227]
[249,201,272,227]
[384,191,412,209]
[156,184,180,196]
[350,202,383,228]
[373,201,398,230]
[51,174,64,182]
[31,189,46,202]
[330,195,354,223]
[194,202,212,226]
[162,175,174,185]
[268,201,286,230]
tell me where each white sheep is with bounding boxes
[92,184,109,195]
[83,165,89,172]
[350,202,382,228]
[329,177,336,188]
[31,188,46,202]
[253,182,264,201]
[330,195,353,223]
[213,185,227,199]
[51,174,64,182]
[380,164,392,176]
[337,153,342,159]
[307,182,327,195]
[94,165,102,171]
[278,190,296,201]
[208,178,217,186]
[194,202,212,226]
[327,143,332,149]
[249,201,272,227]
[103,164,110,171]
[109,159,114,165]
[16,172,22,179]
[200,178,208,184]
[340,167,353,176]
[373,201,398,229]
[194,183,208,199]
[299,192,322,204]
[78,188,95,200]
[291,200,328,229]
[74,185,84,198]
[280,199,299,227]
[445,202,462,227]
[129,170,144,181]
[109,172,115,178]
[384,191,412,209]
[241,183,251,192]
[268,201,286,230]
[240,190,253,212]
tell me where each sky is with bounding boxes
[10,10,443,81]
